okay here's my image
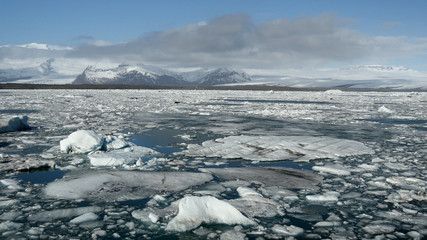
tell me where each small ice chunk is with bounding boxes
[271,224,304,237]
[0,221,23,232]
[378,105,393,113]
[0,116,30,133]
[220,230,246,240]
[362,224,396,235]
[27,227,44,235]
[312,165,351,176]
[148,213,159,223]
[0,179,23,190]
[60,130,104,154]
[70,212,98,224]
[306,192,339,202]
[166,196,256,232]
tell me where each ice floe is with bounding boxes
[0,116,30,134]
[27,206,103,222]
[44,171,213,201]
[204,167,322,189]
[185,135,373,162]
[88,145,158,167]
[165,196,256,232]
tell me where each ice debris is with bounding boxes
[378,105,394,113]
[271,224,304,237]
[0,116,30,134]
[70,212,98,224]
[204,167,322,189]
[166,196,256,232]
[185,135,373,162]
[44,171,213,201]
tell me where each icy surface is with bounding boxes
[185,135,373,162]
[0,89,426,239]
[166,196,255,232]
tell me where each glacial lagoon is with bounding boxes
[0,89,426,239]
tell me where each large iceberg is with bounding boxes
[166,196,256,232]
[0,116,30,133]
[44,171,213,201]
[184,135,373,162]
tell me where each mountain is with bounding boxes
[72,65,252,86]
[195,68,252,86]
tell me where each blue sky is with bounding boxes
[1,0,427,72]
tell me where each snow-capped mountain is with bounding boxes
[73,65,252,86]
[195,68,252,86]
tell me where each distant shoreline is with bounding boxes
[0,83,425,92]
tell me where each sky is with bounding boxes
[1,0,427,77]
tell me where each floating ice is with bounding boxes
[28,206,103,222]
[0,179,23,190]
[88,146,158,166]
[271,224,304,237]
[362,223,396,235]
[0,116,30,133]
[103,135,129,151]
[44,171,213,201]
[378,105,394,113]
[306,192,340,202]
[204,167,322,189]
[228,187,283,218]
[312,165,351,176]
[185,136,373,162]
[0,221,23,232]
[166,196,256,232]
[70,212,98,224]
[60,130,104,154]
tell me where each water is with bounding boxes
[15,169,70,184]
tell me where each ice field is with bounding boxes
[0,89,426,239]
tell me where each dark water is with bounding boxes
[15,169,70,184]
[362,118,427,125]
[0,109,38,114]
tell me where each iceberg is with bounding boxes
[88,145,158,166]
[44,171,213,201]
[184,135,373,162]
[60,130,104,154]
[0,116,30,133]
[204,167,322,189]
[165,196,256,232]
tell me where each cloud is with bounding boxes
[2,13,426,72]
[65,13,427,69]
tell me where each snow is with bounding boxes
[165,196,256,232]
[0,116,30,133]
[60,130,104,154]
[185,135,373,162]
[44,171,213,201]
